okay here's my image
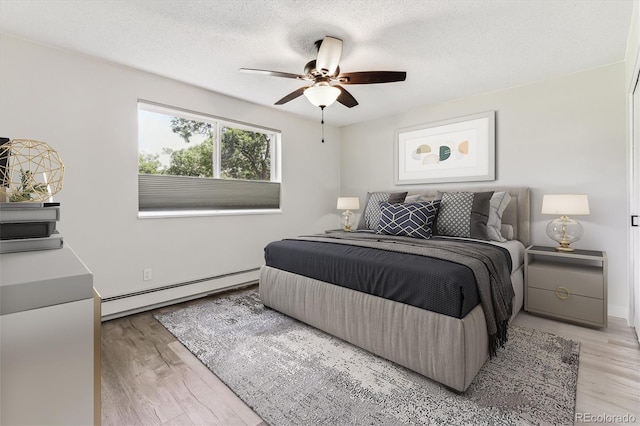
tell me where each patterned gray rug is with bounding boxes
[155,290,580,426]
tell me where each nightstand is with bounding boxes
[525,245,607,328]
[325,229,347,234]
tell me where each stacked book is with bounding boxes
[0,202,63,254]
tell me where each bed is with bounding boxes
[259,186,530,392]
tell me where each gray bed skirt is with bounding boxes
[259,265,523,392]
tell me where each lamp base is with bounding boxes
[546,216,583,253]
[342,210,354,232]
[554,244,575,252]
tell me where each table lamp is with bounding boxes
[337,197,360,231]
[541,194,590,252]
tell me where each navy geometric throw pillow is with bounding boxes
[376,201,440,239]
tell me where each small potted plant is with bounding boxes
[8,169,50,202]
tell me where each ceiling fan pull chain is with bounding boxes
[321,106,325,143]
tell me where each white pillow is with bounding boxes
[487,192,511,242]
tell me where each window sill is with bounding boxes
[138,209,282,219]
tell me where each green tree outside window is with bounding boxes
[138,117,271,181]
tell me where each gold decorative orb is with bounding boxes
[0,139,65,202]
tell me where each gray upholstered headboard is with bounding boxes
[406,186,531,247]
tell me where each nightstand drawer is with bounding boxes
[527,261,603,299]
[527,287,604,326]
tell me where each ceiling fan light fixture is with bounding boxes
[304,84,341,108]
[241,36,406,111]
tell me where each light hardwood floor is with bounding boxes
[102,287,640,425]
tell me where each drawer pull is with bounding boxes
[555,286,570,300]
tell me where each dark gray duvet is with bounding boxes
[264,234,512,320]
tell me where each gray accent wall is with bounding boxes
[340,64,628,318]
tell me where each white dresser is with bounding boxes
[0,245,99,425]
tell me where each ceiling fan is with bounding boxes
[240,36,407,110]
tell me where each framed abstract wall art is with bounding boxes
[394,111,495,184]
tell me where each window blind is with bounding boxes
[138,174,280,211]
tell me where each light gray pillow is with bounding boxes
[404,193,431,203]
[501,224,514,241]
[487,192,511,242]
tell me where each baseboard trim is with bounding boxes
[608,303,628,321]
[101,268,259,303]
[100,268,260,321]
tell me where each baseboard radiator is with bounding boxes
[100,268,260,321]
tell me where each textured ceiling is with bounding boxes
[0,0,634,126]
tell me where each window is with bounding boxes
[138,101,280,216]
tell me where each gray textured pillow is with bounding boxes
[487,192,511,242]
[435,191,494,240]
[357,191,408,230]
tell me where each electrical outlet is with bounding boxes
[143,268,152,281]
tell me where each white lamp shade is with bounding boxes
[304,84,340,107]
[541,194,590,215]
[337,197,360,210]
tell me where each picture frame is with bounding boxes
[394,111,495,185]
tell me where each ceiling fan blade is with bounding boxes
[316,36,343,76]
[338,71,407,85]
[274,86,309,105]
[240,68,304,80]
[334,85,358,108]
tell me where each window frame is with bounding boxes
[137,100,281,218]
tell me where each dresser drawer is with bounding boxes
[527,287,604,326]
[527,261,603,299]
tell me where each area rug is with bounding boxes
[155,290,580,425]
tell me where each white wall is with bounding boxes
[625,1,640,332]
[341,64,628,318]
[1,34,630,319]
[625,1,639,90]
[0,35,341,317]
